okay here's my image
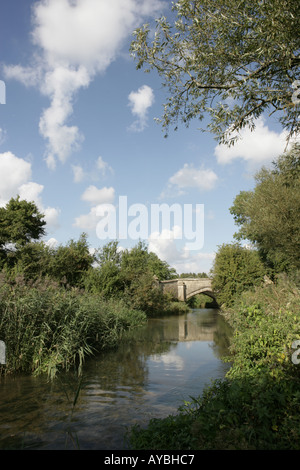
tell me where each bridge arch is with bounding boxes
[185,288,216,301]
[159,278,218,305]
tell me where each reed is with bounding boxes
[0,278,146,378]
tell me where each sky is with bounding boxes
[0,0,294,275]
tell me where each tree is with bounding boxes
[230,144,300,273]
[120,241,176,282]
[211,243,266,307]
[11,241,53,281]
[179,272,208,278]
[130,0,300,146]
[49,233,94,288]
[0,196,46,267]
[84,240,123,297]
[84,241,176,311]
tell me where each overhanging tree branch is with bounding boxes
[131,0,300,145]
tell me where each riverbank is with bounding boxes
[127,274,300,450]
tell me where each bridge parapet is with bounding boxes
[159,278,215,302]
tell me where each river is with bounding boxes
[0,308,231,450]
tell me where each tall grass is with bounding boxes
[0,276,146,378]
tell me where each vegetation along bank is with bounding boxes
[127,145,300,450]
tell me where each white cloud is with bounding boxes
[72,164,85,183]
[0,152,32,205]
[18,182,44,207]
[0,152,60,231]
[148,226,215,274]
[4,0,165,167]
[214,117,298,167]
[161,164,218,198]
[45,237,59,248]
[75,185,116,232]
[174,250,216,275]
[152,351,184,370]
[128,84,155,131]
[43,207,61,230]
[170,164,218,191]
[74,204,111,231]
[3,64,43,88]
[81,185,115,205]
[148,226,183,264]
[72,156,113,183]
[96,156,113,176]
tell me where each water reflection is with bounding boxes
[0,309,231,450]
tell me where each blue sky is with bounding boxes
[0,0,293,274]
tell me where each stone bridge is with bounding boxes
[158,278,217,303]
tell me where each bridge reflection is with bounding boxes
[148,309,225,344]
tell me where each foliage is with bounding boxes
[84,240,178,315]
[128,374,300,450]
[0,275,146,378]
[84,240,123,297]
[5,241,53,281]
[130,0,300,146]
[128,147,300,451]
[48,233,94,288]
[127,275,300,450]
[0,197,46,268]
[223,273,300,381]
[178,272,208,278]
[187,293,217,308]
[211,242,266,307]
[230,144,300,273]
[120,240,177,282]
[3,233,94,289]
[0,235,182,378]
[128,413,197,450]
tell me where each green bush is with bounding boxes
[223,274,300,380]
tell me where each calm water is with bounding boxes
[0,309,231,450]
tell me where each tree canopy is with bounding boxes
[0,196,46,267]
[230,144,300,272]
[131,0,300,145]
[211,242,266,306]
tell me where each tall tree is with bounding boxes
[130,0,300,145]
[49,233,94,288]
[230,144,300,272]
[0,196,46,267]
[211,243,266,307]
